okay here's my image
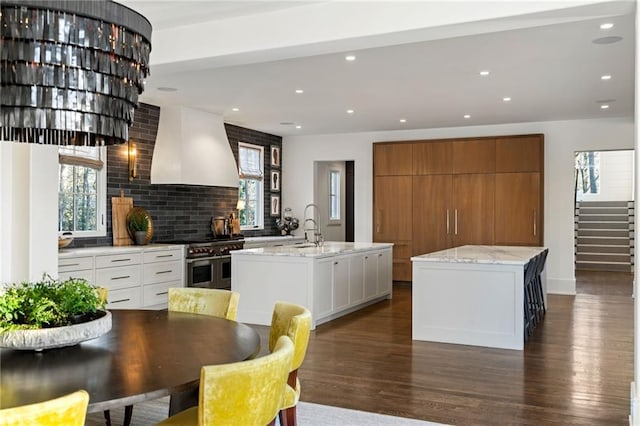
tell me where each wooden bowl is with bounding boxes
[58,237,73,249]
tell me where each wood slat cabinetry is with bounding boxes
[374,134,543,281]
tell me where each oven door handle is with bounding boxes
[186,255,231,264]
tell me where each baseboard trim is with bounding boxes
[547,277,576,295]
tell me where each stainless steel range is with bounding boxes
[165,238,244,290]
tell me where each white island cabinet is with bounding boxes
[411,245,547,351]
[231,242,393,329]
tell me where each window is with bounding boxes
[329,169,341,221]
[58,146,107,237]
[238,143,264,229]
[575,151,600,196]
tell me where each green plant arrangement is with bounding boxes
[127,210,149,233]
[0,276,107,332]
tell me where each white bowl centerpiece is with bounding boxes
[0,276,110,351]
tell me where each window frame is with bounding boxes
[58,146,107,238]
[328,169,341,223]
[238,142,265,231]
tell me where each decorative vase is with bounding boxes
[0,311,112,351]
[134,230,148,245]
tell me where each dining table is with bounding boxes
[0,309,261,417]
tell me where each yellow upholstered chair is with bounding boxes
[0,390,89,426]
[168,287,240,320]
[156,335,294,426]
[269,301,312,426]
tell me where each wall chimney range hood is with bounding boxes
[151,106,239,187]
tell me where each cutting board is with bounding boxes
[112,193,133,246]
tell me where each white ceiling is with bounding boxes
[120,1,635,137]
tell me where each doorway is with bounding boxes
[573,149,634,293]
[313,160,355,242]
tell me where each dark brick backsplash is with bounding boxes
[73,103,283,248]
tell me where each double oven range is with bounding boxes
[163,237,244,290]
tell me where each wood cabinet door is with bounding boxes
[373,143,413,176]
[496,135,544,173]
[452,139,496,174]
[452,174,495,246]
[495,172,542,245]
[412,141,452,175]
[373,176,412,241]
[413,175,452,255]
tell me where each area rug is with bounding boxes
[84,396,444,425]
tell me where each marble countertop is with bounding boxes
[243,235,304,243]
[411,245,547,265]
[58,244,182,257]
[232,241,393,259]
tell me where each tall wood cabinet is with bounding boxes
[374,134,543,282]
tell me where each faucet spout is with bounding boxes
[303,204,323,246]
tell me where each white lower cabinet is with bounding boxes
[331,258,350,311]
[58,245,185,310]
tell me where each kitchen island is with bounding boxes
[411,245,547,350]
[231,242,393,329]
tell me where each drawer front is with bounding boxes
[143,260,182,285]
[58,256,94,273]
[58,269,94,283]
[143,281,178,307]
[143,247,183,264]
[95,253,142,269]
[106,287,142,309]
[95,265,142,290]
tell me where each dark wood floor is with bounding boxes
[254,271,634,425]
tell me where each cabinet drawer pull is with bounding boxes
[334,261,339,265]
[156,270,173,274]
[111,298,130,304]
[533,209,537,236]
[378,253,383,257]
[155,254,173,258]
[111,275,131,280]
[59,263,79,268]
[156,291,169,296]
[111,258,132,263]
[446,209,450,235]
[364,256,368,259]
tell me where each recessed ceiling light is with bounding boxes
[463,114,471,119]
[345,55,356,61]
[157,87,177,92]
[601,75,612,80]
[600,104,610,109]
[399,119,407,123]
[600,23,614,30]
[593,36,623,44]
[231,107,239,112]
[295,89,304,94]
[502,97,511,102]
[295,125,302,129]
[346,109,354,114]
[479,70,490,76]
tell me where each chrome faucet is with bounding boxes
[303,203,323,246]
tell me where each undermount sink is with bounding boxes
[291,243,318,248]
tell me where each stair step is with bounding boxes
[575,262,632,272]
[575,229,630,238]
[577,201,631,207]
[577,207,630,215]
[576,221,630,230]
[575,244,631,254]
[577,214,629,222]
[575,253,631,262]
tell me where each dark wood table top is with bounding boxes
[0,309,261,412]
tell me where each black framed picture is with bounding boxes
[271,145,280,167]
[271,195,280,216]
[271,170,280,192]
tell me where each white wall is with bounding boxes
[283,117,634,295]
[577,150,634,202]
[0,143,59,285]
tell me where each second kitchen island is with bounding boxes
[231,242,393,329]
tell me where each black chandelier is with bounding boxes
[0,0,152,146]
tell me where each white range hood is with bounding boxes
[151,106,239,187]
